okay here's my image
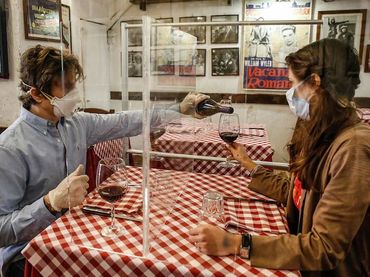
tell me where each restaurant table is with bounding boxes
[153,120,274,177]
[359,108,370,125]
[22,167,299,277]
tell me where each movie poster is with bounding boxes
[243,0,312,91]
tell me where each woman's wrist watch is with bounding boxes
[240,233,252,259]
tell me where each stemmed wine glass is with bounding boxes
[218,113,240,168]
[96,158,128,237]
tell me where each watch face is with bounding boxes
[240,247,250,259]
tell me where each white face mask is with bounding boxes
[41,88,81,118]
[21,81,81,118]
[286,80,310,120]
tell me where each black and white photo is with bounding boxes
[211,15,238,44]
[128,51,142,77]
[151,49,175,75]
[211,48,239,76]
[125,20,142,47]
[179,49,206,76]
[317,9,367,63]
[153,17,173,46]
[61,4,72,53]
[0,0,8,78]
[179,16,206,44]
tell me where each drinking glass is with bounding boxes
[218,113,240,168]
[96,158,128,237]
[199,191,224,221]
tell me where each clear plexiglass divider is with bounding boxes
[64,11,310,274]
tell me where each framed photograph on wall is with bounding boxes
[317,9,367,64]
[0,0,9,79]
[211,48,239,76]
[124,20,142,47]
[153,17,173,46]
[179,49,206,76]
[243,0,312,91]
[365,45,370,73]
[23,0,61,41]
[211,15,239,44]
[61,4,72,53]
[179,16,206,44]
[128,51,142,77]
[151,49,175,75]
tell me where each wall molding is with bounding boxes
[110,91,370,107]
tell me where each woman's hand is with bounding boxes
[226,143,257,171]
[189,224,241,256]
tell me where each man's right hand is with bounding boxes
[46,164,89,212]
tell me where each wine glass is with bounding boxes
[150,127,166,167]
[96,158,128,238]
[199,191,224,222]
[218,113,240,168]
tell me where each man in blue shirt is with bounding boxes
[0,45,207,276]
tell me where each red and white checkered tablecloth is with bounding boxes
[154,120,274,176]
[22,167,299,277]
[359,108,370,125]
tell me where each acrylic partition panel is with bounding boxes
[65,0,318,273]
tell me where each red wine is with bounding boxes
[195,99,234,116]
[98,185,126,203]
[220,132,238,143]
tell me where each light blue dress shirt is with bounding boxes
[0,106,179,275]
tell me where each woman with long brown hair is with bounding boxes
[189,38,370,276]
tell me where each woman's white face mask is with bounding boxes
[286,80,311,120]
[22,81,81,118]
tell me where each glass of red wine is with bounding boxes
[96,158,128,238]
[218,113,240,168]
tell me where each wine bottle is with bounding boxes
[195,99,234,116]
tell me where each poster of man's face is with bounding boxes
[125,20,142,47]
[179,49,206,76]
[151,49,175,75]
[211,15,239,44]
[128,51,142,77]
[211,48,239,76]
[179,16,206,44]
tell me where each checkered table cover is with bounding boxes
[23,167,299,277]
[94,138,125,160]
[155,120,274,176]
[359,108,370,125]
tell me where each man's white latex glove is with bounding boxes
[180,92,210,119]
[47,164,89,212]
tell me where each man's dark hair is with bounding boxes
[19,45,84,110]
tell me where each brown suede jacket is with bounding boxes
[248,123,370,277]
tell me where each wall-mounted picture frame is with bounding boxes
[153,17,173,46]
[23,0,61,42]
[179,49,206,76]
[179,16,206,44]
[211,15,239,44]
[211,48,239,76]
[128,51,142,77]
[124,20,142,47]
[0,0,9,79]
[151,49,175,75]
[365,45,370,73]
[61,4,72,53]
[243,0,312,91]
[317,9,367,64]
